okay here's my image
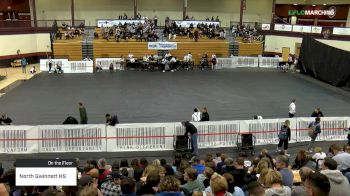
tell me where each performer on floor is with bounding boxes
[277,120,291,156]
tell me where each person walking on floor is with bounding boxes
[307,117,321,152]
[21,57,28,74]
[78,102,88,124]
[277,120,291,156]
[182,121,198,156]
[288,98,296,118]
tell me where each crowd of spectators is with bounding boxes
[55,22,85,40]
[97,19,158,42]
[1,142,350,195]
[164,21,225,41]
[231,24,261,43]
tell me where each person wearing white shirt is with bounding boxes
[288,99,296,118]
[191,108,201,122]
[312,147,327,169]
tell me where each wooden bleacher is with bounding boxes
[234,37,263,56]
[53,40,82,60]
[93,40,157,59]
[170,41,229,65]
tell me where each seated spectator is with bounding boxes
[120,159,134,178]
[30,66,36,74]
[180,168,205,196]
[157,175,183,196]
[217,154,228,172]
[97,158,111,187]
[264,170,291,196]
[190,157,205,175]
[0,114,12,125]
[198,167,214,188]
[320,157,350,195]
[100,172,122,196]
[223,173,245,196]
[229,157,248,188]
[247,181,265,196]
[220,157,235,175]
[206,173,236,196]
[329,144,350,171]
[292,167,312,196]
[312,147,327,169]
[304,172,330,196]
[121,177,136,196]
[276,155,294,188]
[131,159,143,182]
[96,62,103,72]
[293,150,310,169]
[213,153,222,166]
[55,63,63,73]
[139,170,160,195]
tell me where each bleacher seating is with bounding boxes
[237,41,263,56]
[53,41,82,60]
[170,41,229,65]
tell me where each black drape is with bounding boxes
[300,36,350,90]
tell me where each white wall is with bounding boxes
[36,0,70,21]
[264,35,350,54]
[75,0,133,26]
[347,6,350,27]
[138,0,182,26]
[264,35,302,54]
[0,34,51,56]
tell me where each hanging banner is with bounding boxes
[148,42,177,50]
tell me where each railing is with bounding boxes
[0,117,348,154]
[39,59,93,73]
[216,56,279,69]
[261,23,350,37]
[0,20,85,28]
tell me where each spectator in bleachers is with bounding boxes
[291,166,312,196]
[120,177,136,196]
[180,168,205,195]
[293,150,309,169]
[120,159,134,178]
[305,172,330,196]
[157,175,182,196]
[190,157,205,175]
[106,113,119,126]
[101,171,122,196]
[275,155,294,188]
[247,181,265,196]
[312,147,327,169]
[264,170,292,196]
[0,114,12,125]
[320,157,350,195]
[329,144,350,171]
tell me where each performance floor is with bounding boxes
[0,69,350,125]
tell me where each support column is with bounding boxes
[183,0,187,20]
[134,0,137,19]
[271,0,276,24]
[29,0,37,27]
[239,0,245,26]
[71,0,75,26]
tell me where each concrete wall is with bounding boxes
[0,34,51,56]
[36,0,70,21]
[264,35,350,54]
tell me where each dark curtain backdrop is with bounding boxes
[300,36,350,90]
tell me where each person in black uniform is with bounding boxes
[182,121,198,156]
[0,114,12,125]
[106,113,119,126]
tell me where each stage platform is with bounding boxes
[0,69,349,125]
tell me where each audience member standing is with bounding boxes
[277,120,291,156]
[21,57,27,74]
[192,108,201,122]
[106,113,119,126]
[200,107,209,121]
[307,117,321,152]
[79,102,88,124]
[288,99,296,118]
[182,121,198,156]
[311,108,324,117]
